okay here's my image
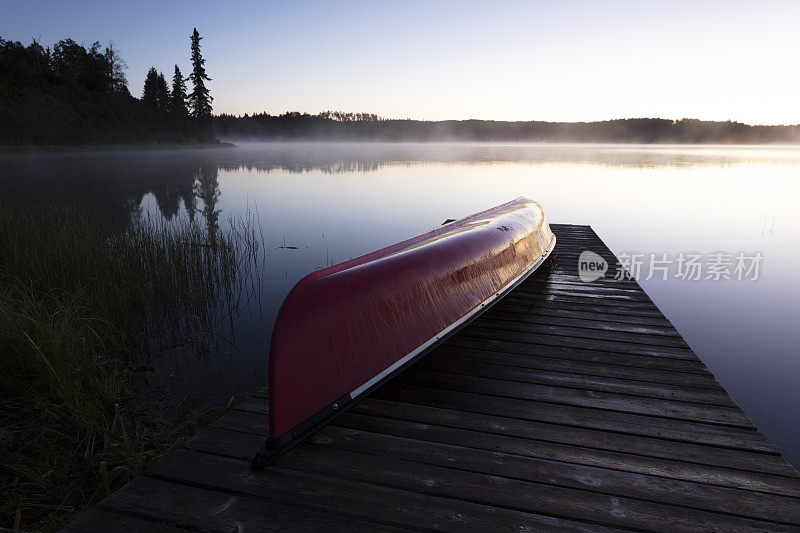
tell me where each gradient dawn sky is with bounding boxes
[2,0,799,124]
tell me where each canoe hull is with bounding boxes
[263,197,555,459]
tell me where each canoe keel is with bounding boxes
[253,197,555,468]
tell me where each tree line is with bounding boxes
[0,28,214,145]
[140,29,212,123]
[214,113,800,144]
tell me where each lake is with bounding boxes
[2,142,798,467]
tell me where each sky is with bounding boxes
[2,0,799,124]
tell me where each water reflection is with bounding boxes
[194,165,220,235]
[5,142,800,219]
[1,142,799,467]
[0,150,218,224]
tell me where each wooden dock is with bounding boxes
[66,224,800,532]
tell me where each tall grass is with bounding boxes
[0,205,261,531]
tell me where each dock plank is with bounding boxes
[447,336,715,374]
[372,383,778,452]
[396,370,752,426]
[416,356,736,405]
[66,223,800,532]
[433,344,725,389]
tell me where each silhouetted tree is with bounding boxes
[0,35,214,144]
[155,71,170,111]
[169,64,188,116]
[104,42,128,95]
[188,28,212,121]
[142,67,160,108]
[142,67,170,111]
[52,39,113,92]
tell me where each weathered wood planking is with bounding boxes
[65,224,800,532]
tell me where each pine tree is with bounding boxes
[142,68,170,111]
[155,71,170,111]
[141,67,160,108]
[169,64,188,116]
[188,28,212,120]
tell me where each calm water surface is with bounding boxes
[2,143,799,466]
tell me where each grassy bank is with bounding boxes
[0,205,260,531]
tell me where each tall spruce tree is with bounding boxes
[141,67,160,108]
[188,28,212,120]
[155,71,170,111]
[169,64,188,116]
[142,67,170,111]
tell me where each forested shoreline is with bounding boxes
[215,112,800,144]
[4,31,800,146]
[0,30,215,145]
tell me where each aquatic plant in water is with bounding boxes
[0,204,262,531]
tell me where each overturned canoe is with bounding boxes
[254,197,555,467]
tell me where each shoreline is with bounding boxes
[216,138,800,146]
[4,139,800,153]
[0,141,236,153]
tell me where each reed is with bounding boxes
[0,205,261,531]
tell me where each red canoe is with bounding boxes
[254,197,556,467]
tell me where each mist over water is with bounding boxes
[2,142,799,467]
